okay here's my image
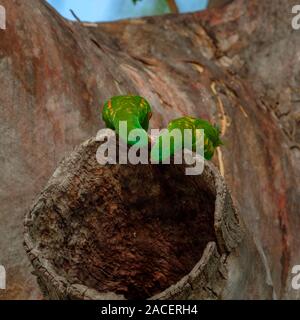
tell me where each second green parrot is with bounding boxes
[151,116,223,162]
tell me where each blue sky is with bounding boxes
[47,0,208,22]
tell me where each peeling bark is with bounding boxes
[0,0,299,299]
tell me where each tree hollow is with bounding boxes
[24,134,241,300]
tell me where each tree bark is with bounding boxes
[207,0,233,8]
[24,134,272,300]
[167,0,179,14]
[0,0,299,299]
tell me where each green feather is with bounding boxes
[102,95,152,147]
[151,116,223,162]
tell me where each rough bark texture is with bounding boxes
[0,0,299,299]
[208,0,233,9]
[24,134,272,300]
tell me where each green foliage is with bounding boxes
[132,0,142,4]
[131,0,170,14]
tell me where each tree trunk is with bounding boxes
[166,0,179,14]
[0,0,299,299]
[24,134,272,300]
[207,0,233,8]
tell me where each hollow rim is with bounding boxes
[24,136,240,300]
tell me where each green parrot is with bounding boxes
[102,95,152,147]
[151,116,223,162]
[102,95,223,161]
